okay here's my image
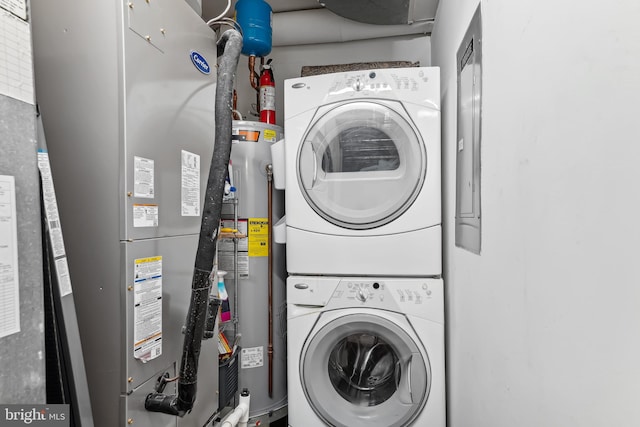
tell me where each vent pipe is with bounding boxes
[272,8,433,47]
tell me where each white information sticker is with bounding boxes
[37,152,66,256]
[181,150,200,216]
[37,151,74,297]
[217,252,249,278]
[0,0,27,20]
[0,11,33,104]
[54,258,73,297]
[217,219,248,252]
[0,175,20,339]
[133,204,158,228]
[134,156,155,198]
[241,346,264,369]
[133,256,163,363]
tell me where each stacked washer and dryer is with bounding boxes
[271,67,445,426]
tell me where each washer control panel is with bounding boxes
[287,276,443,322]
[331,279,437,310]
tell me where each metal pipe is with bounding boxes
[266,163,274,398]
[145,28,243,417]
[248,55,260,117]
[233,197,239,341]
[232,90,241,120]
[248,55,259,92]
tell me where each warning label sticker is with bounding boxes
[263,128,277,143]
[248,218,268,257]
[133,204,158,228]
[133,256,163,363]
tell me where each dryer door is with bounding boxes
[297,100,426,230]
[301,312,430,427]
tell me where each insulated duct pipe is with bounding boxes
[272,9,433,47]
[145,28,243,417]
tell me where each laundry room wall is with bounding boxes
[432,1,640,426]
[233,34,431,126]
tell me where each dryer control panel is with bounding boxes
[327,69,433,98]
[285,67,440,120]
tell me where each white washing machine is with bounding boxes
[272,67,441,276]
[287,276,445,427]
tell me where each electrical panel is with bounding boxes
[456,4,482,254]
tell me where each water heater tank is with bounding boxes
[219,121,287,425]
[235,0,272,57]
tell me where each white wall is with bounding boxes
[233,35,431,126]
[432,1,640,426]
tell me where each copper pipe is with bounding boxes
[232,90,240,120]
[266,163,274,398]
[248,55,259,92]
[258,57,265,114]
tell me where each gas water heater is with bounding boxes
[219,121,287,425]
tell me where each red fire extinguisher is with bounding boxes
[259,59,276,124]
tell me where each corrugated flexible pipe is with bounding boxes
[144,28,243,417]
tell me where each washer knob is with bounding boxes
[356,288,368,302]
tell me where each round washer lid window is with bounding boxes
[297,101,426,230]
[301,313,430,427]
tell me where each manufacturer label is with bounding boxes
[241,346,264,369]
[190,50,211,75]
[181,150,200,216]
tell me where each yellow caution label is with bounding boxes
[248,218,268,257]
[263,129,277,142]
[135,256,162,265]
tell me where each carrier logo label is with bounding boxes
[190,51,211,75]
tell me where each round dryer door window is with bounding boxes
[297,100,426,229]
[301,313,431,427]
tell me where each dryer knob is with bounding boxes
[354,79,364,91]
[356,288,368,302]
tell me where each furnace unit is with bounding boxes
[31,1,221,425]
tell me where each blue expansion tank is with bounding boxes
[235,0,273,57]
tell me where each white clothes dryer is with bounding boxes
[272,67,441,276]
[287,276,445,427]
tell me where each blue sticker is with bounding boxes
[190,51,211,75]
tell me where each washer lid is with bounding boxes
[301,312,430,427]
[297,100,427,230]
